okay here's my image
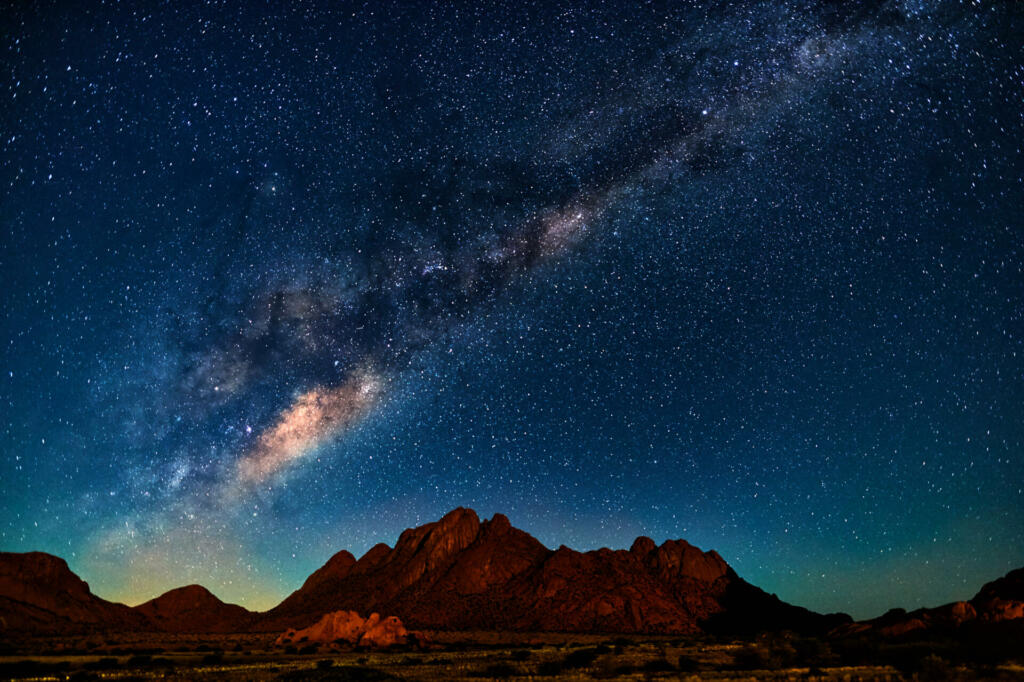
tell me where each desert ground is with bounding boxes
[2,630,1023,681]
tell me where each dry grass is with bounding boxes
[1,631,1021,680]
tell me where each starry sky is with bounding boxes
[2,1,1022,621]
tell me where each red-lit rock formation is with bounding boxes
[972,567,1024,623]
[276,609,421,648]
[255,507,849,635]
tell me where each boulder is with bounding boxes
[276,609,419,648]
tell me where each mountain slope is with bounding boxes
[255,508,850,634]
[0,552,149,635]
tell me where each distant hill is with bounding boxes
[134,584,254,633]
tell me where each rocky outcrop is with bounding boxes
[135,584,254,633]
[0,552,149,635]
[837,601,981,638]
[971,567,1024,623]
[275,610,422,648]
[255,508,850,635]
[835,567,1024,637]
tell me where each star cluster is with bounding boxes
[2,1,1022,619]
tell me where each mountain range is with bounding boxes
[1,508,1019,638]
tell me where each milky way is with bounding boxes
[233,370,384,490]
[2,0,1022,617]
[180,1,876,493]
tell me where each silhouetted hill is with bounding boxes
[0,551,149,635]
[135,584,254,633]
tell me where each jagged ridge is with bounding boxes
[254,507,850,635]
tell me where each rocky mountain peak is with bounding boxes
[301,550,356,590]
[630,536,657,557]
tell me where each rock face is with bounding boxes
[275,610,420,648]
[256,508,850,635]
[0,552,149,635]
[135,584,254,633]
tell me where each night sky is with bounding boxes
[2,1,1022,621]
